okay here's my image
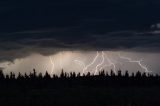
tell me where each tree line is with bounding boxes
[0,69,159,88]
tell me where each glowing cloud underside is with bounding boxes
[74,51,118,75]
[46,51,151,75]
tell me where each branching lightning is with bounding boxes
[74,51,118,75]
[74,51,99,75]
[103,53,116,74]
[50,51,151,76]
[94,51,105,75]
[74,60,85,70]
[82,51,99,74]
[119,54,152,73]
[49,56,55,74]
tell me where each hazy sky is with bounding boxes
[0,0,160,75]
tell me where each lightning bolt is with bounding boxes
[105,53,116,74]
[99,53,117,74]
[74,51,99,75]
[75,51,118,75]
[74,60,85,70]
[49,56,55,74]
[94,51,105,75]
[82,51,99,74]
[119,54,152,73]
[59,52,63,70]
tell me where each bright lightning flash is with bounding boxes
[74,51,100,75]
[83,51,99,74]
[74,51,118,75]
[100,53,117,74]
[74,60,85,70]
[119,54,152,73]
[49,56,55,74]
[94,51,105,75]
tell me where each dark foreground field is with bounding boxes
[0,70,160,106]
[0,86,160,106]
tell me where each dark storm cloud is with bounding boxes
[0,0,160,61]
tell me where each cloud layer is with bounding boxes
[0,0,160,61]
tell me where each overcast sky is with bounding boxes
[0,0,160,74]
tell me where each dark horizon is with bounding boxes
[0,69,159,106]
[0,68,156,77]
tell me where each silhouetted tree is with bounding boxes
[44,71,51,79]
[38,73,43,79]
[125,70,129,78]
[33,69,37,78]
[60,69,64,78]
[70,72,76,78]
[53,74,58,79]
[86,72,91,77]
[118,70,122,77]
[77,72,81,77]
[5,74,9,80]
[105,71,109,77]
[0,68,159,89]
[131,72,135,78]
[10,72,15,79]
[136,71,141,78]
[17,72,23,79]
[29,72,33,79]
[24,73,29,79]
[0,70,4,80]
[142,72,147,78]
[110,70,115,77]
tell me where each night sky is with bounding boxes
[0,0,160,75]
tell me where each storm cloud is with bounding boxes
[0,0,160,61]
